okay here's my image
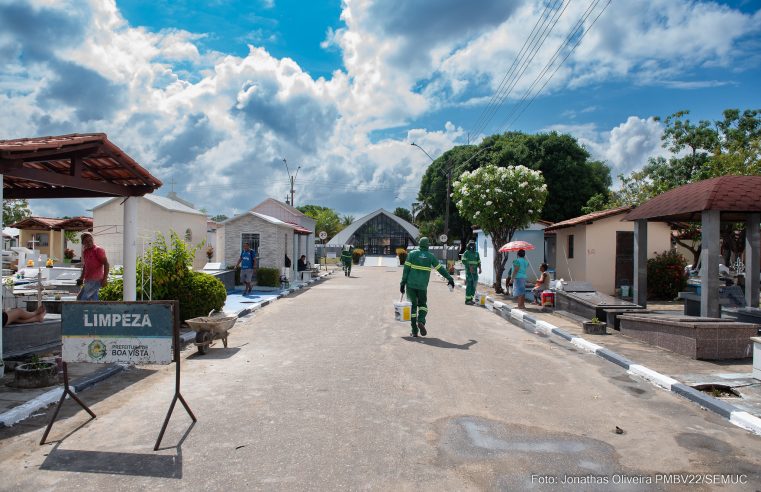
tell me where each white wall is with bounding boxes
[550,215,674,295]
[474,223,546,287]
[93,198,208,269]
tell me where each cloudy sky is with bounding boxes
[2,0,760,220]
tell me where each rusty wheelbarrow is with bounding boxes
[185,313,237,355]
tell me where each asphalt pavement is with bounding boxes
[0,266,759,491]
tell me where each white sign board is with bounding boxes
[319,231,328,240]
[439,234,448,243]
[62,302,174,365]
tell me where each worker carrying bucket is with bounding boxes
[399,237,455,338]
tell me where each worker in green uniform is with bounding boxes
[462,240,482,305]
[400,237,455,337]
[340,245,352,277]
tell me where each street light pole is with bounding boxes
[411,142,451,242]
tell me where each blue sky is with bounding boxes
[1,0,760,221]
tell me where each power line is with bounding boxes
[468,0,556,137]
[469,0,571,139]
[497,0,612,133]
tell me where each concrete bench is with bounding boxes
[2,314,62,359]
[753,337,761,380]
[619,314,757,360]
[603,308,649,331]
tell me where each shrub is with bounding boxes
[176,272,226,320]
[64,248,75,260]
[352,248,364,264]
[98,232,224,321]
[647,249,687,300]
[396,247,407,264]
[256,267,279,287]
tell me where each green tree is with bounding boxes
[297,204,344,238]
[210,214,228,222]
[3,199,32,226]
[341,215,355,226]
[452,164,548,293]
[584,108,761,265]
[417,132,610,250]
[392,207,413,223]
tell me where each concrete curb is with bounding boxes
[468,286,761,437]
[0,273,337,429]
[0,363,124,428]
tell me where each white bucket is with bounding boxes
[394,301,412,322]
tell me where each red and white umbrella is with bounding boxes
[498,240,535,253]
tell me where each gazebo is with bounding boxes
[10,216,93,262]
[624,175,761,318]
[1,133,162,298]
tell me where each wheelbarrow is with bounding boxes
[185,313,237,355]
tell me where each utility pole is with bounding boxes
[444,168,451,239]
[282,158,301,207]
[411,142,453,243]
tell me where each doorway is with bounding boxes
[615,231,634,290]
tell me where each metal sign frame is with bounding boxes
[39,300,196,450]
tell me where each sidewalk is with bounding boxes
[0,269,335,428]
[458,280,761,435]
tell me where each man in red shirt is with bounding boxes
[77,232,109,301]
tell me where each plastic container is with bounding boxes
[394,301,412,322]
[541,291,555,307]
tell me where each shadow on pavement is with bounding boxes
[186,347,241,360]
[40,421,195,479]
[0,368,158,440]
[402,337,478,350]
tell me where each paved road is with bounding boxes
[1,267,760,491]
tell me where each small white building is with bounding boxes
[473,222,548,287]
[92,193,208,269]
[216,198,316,278]
[544,206,673,295]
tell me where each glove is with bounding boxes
[400,283,406,294]
[448,279,455,288]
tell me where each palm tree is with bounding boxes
[341,215,355,226]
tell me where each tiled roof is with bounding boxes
[0,133,162,199]
[625,176,761,222]
[543,206,632,232]
[10,216,93,230]
[93,194,205,216]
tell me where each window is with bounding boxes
[241,233,260,252]
[568,234,574,259]
[185,228,192,241]
[27,233,49,249]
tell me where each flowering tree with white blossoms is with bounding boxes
[452,164,548,293]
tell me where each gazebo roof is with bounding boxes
[625,175,761,222]
[9,216,93,231]
[0,133,162,199]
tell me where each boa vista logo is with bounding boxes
[87,340,107,360]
